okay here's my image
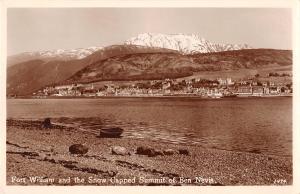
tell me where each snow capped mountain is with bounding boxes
[125,33,252,54]
[8,46,103,66]
[26,46,103,60]
[8,33,252,66]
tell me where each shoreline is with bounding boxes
[6,119,292,186]
[7,94,292,100]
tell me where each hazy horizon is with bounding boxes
[7,8,292,56]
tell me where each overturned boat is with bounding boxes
[99,127,124,138]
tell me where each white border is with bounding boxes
[1,1,299,194]
[1,0,296,8]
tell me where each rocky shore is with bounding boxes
[6,119,292,186]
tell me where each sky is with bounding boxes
[7,8,292,56]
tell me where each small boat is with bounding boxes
[99,127,124,138]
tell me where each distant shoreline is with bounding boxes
[7,94,293,100]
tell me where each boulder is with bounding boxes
[69,144,88,155]
[111,146,128,156]
[136,146,164,157]
[153,149,164,156]
[178,149,190,155]
[42,118,52,129]
[136,146,155,156]
[163,149,176,155]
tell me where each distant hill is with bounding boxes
[7,59,86,96]
[7,45,179,96]
[67,49,292,84]
[7,34,292,97]
[7,46,103,67]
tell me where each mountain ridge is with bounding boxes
[7,48,292,96]
[8,33,252,66]
[7,46,103,66]
[6,34,291,96]
[125,33,252,54]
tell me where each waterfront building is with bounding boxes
[252,86,264,96]
[269,86,280,94]
[262,82,268,87]
[55,84,74,90]
[236,86,252,96]
[263,87,270,95]
[217,78,227,85]
[162,82,171,90]
[226,78,234,85]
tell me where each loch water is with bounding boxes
[7,97,292,157]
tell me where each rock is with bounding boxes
[163,149,176,155]
[153,149,164,156]
[69,144,88,154]
[147,149,158,157]
[128,149,134,156]
[42,118,52,129]
[268,157,273,161]
[111,146,128,156]
[178,149,190,155]
[136,146,164,157]
[39,153,46,158]
[249,148,261,154]
[136,146,155,157]
[137,146,153,156]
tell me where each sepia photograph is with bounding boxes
[1,1,299,193]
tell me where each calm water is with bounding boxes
[7,97,292,157]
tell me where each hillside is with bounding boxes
[67,49,292,84]
[7,45,178,96]
[189,49,292,68]
[7,47,292,96]
[7,59,87,96]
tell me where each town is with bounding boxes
[34,73,293,98]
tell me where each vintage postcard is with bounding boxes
[0,0,299,194]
